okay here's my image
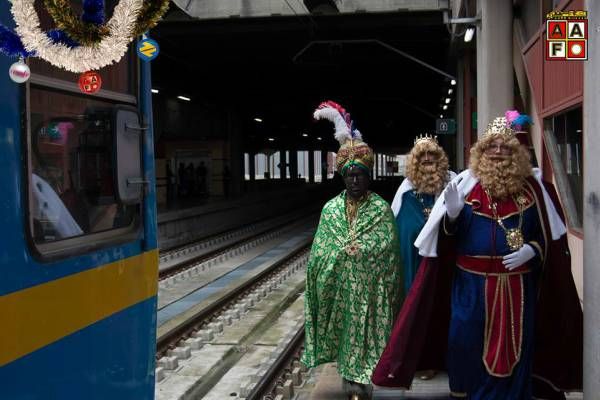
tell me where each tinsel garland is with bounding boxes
[10,0,143,72]
[46,28,80,48]
[0,24,32,58]
[43,0,110,46]
[82,0,105,25]
[44,0,170,46]
[0,25,78,58]
[131,0,170,37]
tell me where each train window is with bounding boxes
[28,87,139,244]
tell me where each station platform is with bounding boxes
[300,364,449,399]
[298,364,583,400]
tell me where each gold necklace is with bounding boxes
[415,191,433,219]
[485,190,525,251]
[344,192,368,256]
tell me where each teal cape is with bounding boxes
[396,190,435,294]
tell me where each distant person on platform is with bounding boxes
[166,161,175,206]
[197,161,208,197]
[373,111,582,400]
[388,134,455,381]
[302,101,403,400]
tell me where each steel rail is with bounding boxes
[156,243,310,358]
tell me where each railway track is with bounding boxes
[156,243,310,358]
[155,241,311,400]
[245,327,306,400]
[153,210,322,400]
[158,209,315,279]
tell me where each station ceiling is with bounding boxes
[152,8,455,153]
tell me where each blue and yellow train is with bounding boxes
[0,7,159,399]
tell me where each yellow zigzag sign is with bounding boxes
[139,42,157,58]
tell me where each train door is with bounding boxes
[0,5,158,400]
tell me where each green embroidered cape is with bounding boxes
[302,191,404,384]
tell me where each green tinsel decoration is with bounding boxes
[44,0,110,46]
[43,0,170,47]
[132,0,170,37]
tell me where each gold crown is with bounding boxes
[483,117,516,137]
[414,133,438,146]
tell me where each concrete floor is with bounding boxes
[297,364,583,400]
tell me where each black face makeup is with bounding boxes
[343,165,370,200]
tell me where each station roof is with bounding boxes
[152,4,455,152]
[170,0,450,20]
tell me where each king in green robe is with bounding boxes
[303,101,403,398]
[302,189,403,385]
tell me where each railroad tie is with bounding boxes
[157,356,178,370]
[168,346,191,360]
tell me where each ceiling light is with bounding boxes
[268,137,275,141]
[177,95,191,101]
[151,89,159,94]
[445,98,451,104]
[254,117,263,123]
[464,27,475,43]
[302,133,308,137]
[448,88,453,95]
[443,105,448,110]
[440,114,443,118]
[451,79,456,85]
[317,137,322,141]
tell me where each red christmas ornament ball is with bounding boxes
[78,71,102,94]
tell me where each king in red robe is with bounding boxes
[372,114,583,399]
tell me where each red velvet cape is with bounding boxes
[371,178,583,394]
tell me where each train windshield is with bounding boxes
[29,89,138,243]
[25,45,139,247]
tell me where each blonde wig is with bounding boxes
[405,139,450,195]
[469,134,533,199]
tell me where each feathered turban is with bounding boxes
[313,101,374,175]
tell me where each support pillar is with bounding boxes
[321,150,328,182]
[308,150,315,183]
[227,108,243,197]
[289,150,298,180]
[456,55,465,170]
[248,151,255,181]
[476,0,513,135]
[280,149,287,180]
[583,0,600,394]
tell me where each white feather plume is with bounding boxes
[352,129,363,142]
[313,107,351,144]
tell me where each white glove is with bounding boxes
[502,244,536,271]
[444,181,465,220]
